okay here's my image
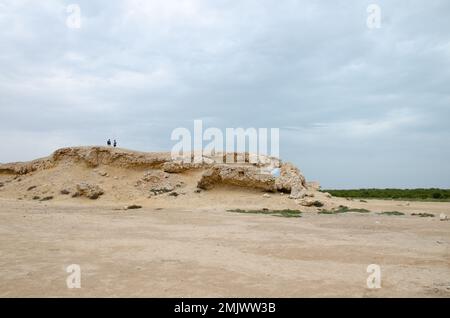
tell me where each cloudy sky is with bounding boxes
[1,0,449,188]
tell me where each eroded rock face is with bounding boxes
[72,183,104,199]
[0,147,313,200]
[197,165,277,191]
[162,161,189,173]
[195,161,308,198]
[274,162,307,198]
[135,170,183,196]
[52,147,171,169]
[0,147,172,175]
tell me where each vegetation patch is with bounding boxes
[318,205,370,215]
[411,213,435,218]
[378,211,405,216]
[227,208,302,218]
[323,188,450,201]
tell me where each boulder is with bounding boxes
[275,162,307,198]
[298,199,324,207]
[60,189,70,195]
[136,170,182,196]
[72,183,104,200]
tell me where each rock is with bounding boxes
[150,186,174,196]
[263,193,271,198]
[72,183,104,200]
[162,161,189,173]
[0,146,172,175]
[275,162,307,199]
[289,189,315,199]
[168,192,179,197]
[60,189,70,195]
[40,196,53,201]
[440,213,448,221]
[0,182,3,188]
[306,181,321,191]
[289,188,305,199]
[197,168,219,190]
[289,188,306,199]
[32,196,40,200]
[197,164,276,191]
[27,185,37,191]
[194,189,202,193]
[125,205,142,210]
[136,170,182,196]
[0,147,314,200]
[298,199,324,207]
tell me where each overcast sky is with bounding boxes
[1,0,449,188]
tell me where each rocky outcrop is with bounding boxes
[0,158,54,175]
[135,170,183,196]
[0,146,312,199]
[0,147,172,175]
[51,147,171,169]
[72,183,104,200]
[274,163,307,198]
[197,165,277,191]
[162,161,211,173]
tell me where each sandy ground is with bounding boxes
[0,198,449,297]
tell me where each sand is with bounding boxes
[0,197,449,297]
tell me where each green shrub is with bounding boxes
[411,213,435,217]
[227,209,302,218]
[378,211,405,216]
[322,188,450,201]
[318,206,370,214]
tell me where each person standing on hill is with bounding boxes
[113,139,117,147]
[107,139,111,146]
